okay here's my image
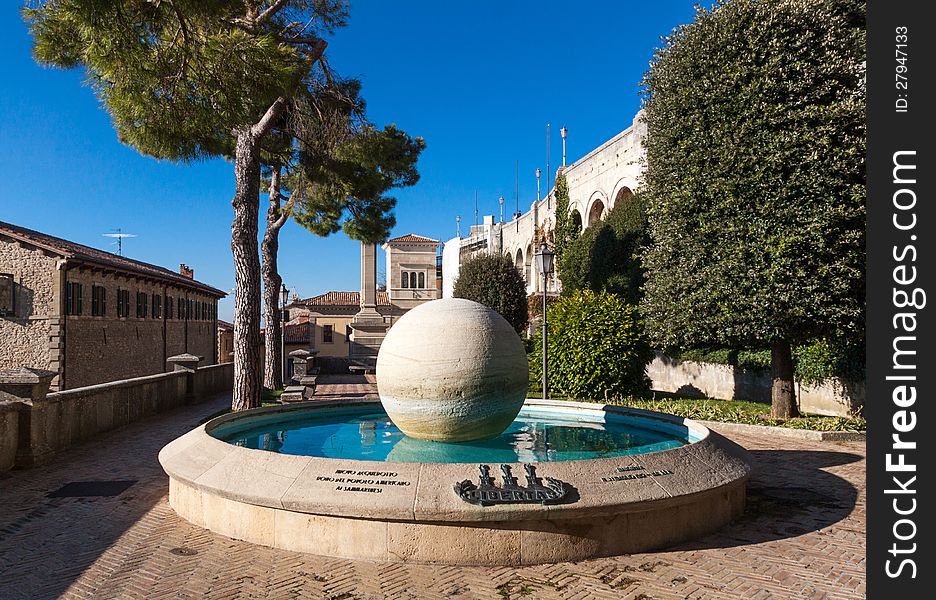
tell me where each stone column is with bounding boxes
[0,367,58,468]
[349,243,390,369]
[357,242,381,319]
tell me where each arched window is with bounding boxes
[418,272,425,289]
[409,272,418,288]
[401,271,409,288]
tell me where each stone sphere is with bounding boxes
[376,298,529,442]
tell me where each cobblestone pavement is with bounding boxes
[0,376,865,599]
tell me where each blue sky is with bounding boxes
[0,1,699,321]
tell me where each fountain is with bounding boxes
[159,299,749,565]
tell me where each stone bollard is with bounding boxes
[291,349,320,397]
[289,349,310,382]
[0,367,58,468]
[167,353,202,403]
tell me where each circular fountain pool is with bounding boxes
[159,398,750,566]
[213,404,696,463]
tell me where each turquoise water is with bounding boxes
[213,406,691,463]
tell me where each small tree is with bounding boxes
[640,0,865,418]
[529,290,653,399]
[559,193,648,304]
[453,253,528,333]
[552,174,578,267]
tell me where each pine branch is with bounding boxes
[257,0,291,24]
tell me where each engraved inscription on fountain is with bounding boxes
[601,464,674,483]
[316,469,414,494]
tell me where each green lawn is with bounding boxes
[528,388,865,432]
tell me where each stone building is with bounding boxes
[0,221,225,390]
[443,112,646,296]
[286,290,396,358]
[284,234,441,372]
[383,234,441,311]
[216,319,234,363]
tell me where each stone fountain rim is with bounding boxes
[158,398,749,523]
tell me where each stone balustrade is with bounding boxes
[0,356,233,471]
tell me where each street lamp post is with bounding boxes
[560,126,568,167]
[535,242,555,401]
[280,283,289,386]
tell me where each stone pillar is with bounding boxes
[349,242,389,371]
[357,243,381,318]
[167,353,202,402]
[288,349,310,382]
[0,367,58,468]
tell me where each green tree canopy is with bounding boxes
[23,1,423,410]
[453,253,528,333]
[639,0,865,417]
[559,193,648,304]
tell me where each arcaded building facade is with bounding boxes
[0,221,225,390]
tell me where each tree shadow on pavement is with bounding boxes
[677,447,862,550]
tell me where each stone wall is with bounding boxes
[192,362,234,399]
[60,267,219,389]
[647,353,864,417]
[0,240,59,378]
[1,360,233,471]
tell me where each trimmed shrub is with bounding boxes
[453,252,528,333]
[529,290,654,399]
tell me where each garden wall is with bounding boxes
[0,360,233,471]
[647,353,864,417]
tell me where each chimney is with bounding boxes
[179,264,194,279]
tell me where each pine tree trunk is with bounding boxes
[262,168,286,390]
[231,130,263,412]
[769,339,798,419]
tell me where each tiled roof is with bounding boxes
[0,220,226,297]
[217,319,234,331]
[296,291,391,307]
[260,318,312,343]
[283,320,311,343]
[385,233,439,244]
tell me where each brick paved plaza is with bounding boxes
[0,376,865,599]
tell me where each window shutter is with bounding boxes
[77,284,83,315]
[101,287,106,316]
[66,282,72,315]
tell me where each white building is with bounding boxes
[443,111,647,297]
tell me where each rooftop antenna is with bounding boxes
[474,190,479,227]
[102,228,137,256]
[456,215,461,238]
